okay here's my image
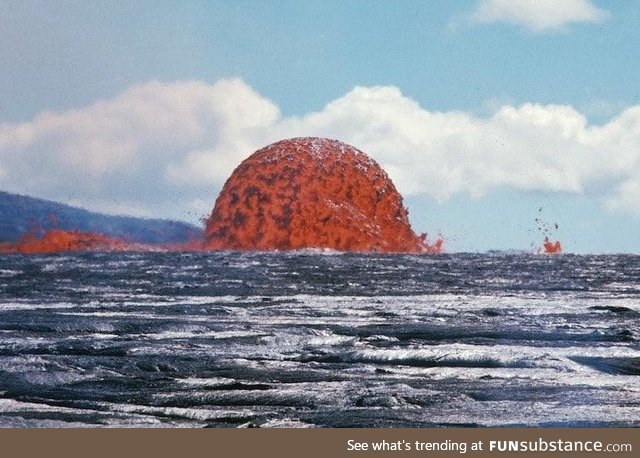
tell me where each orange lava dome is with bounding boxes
[204,137,440,253]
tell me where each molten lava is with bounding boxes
[0,228,129,254]
[0,227,207,254]
[205,137,439,253]
[535,208,562,254]
[1,138,442,255]
[543,237,562,254]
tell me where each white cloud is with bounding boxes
[0,78,279,221]
[277,88,640,212]
[606,180,640,212]
[468,0,608,32]
[2,78,640,223]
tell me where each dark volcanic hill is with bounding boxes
[0,191,202,244]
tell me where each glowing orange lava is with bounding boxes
[543,237,562,254]
[204,137,440,253]
[0,227,210,254]
[535,208,562,254]
[1,138,442,255]
[0,228,129,254]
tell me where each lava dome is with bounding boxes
[204,137,438,253]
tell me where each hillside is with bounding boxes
[0,191,203,244]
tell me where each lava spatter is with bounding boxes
[543,237,562,254]
[535,207,562,254]
[204,137,439,253]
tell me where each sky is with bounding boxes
[1,0,640,253]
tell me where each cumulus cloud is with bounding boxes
[606,180,640,213]
[1,78,640,223]
[0,78,279,221]
[468,0,608,32]
[276,88,640,212]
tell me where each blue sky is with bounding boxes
[1,0,640,252]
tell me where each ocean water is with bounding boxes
[0,251,638,428]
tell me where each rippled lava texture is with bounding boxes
[205,137,436,253]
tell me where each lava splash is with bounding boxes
[543,237,562,254]
[204,137,440,253]
[535,208,562,254]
